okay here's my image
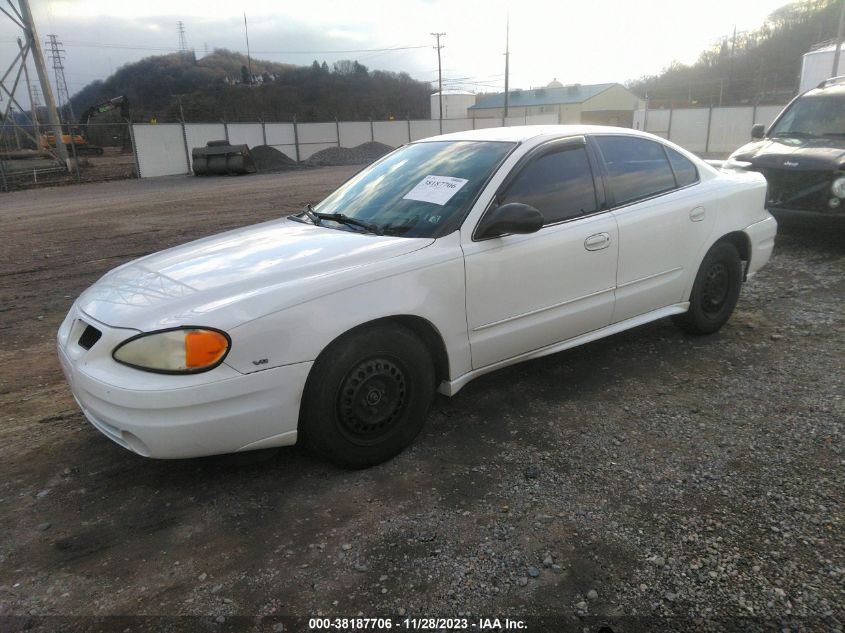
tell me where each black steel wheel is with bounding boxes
[336,356,409,445]
[299,323,435,469]
[673,240,743,335]
[700,261,730,316]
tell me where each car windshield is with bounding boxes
[312,140,515,237]
[768,94,845,137]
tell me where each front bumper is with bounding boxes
[768,206,845,224]
[57,309,311,459]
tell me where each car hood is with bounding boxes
[77,218,433,330]
[731,136,845,171]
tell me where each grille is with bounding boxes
[763,169,832,211]
[78,324,102,350]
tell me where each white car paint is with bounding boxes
[58,125,777,459]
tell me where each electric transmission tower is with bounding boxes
[0,0,69,178]
[177,21,188,54]
[46,34,73,123]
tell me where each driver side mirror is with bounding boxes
[751,124,765,140]
[475,202,544,240]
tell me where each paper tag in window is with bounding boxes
[402,175,468,206]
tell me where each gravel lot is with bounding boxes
[0,170,842,632]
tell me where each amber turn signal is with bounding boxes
[185,330,229,368]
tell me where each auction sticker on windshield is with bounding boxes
[402,175,468,206]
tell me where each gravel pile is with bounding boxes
[306,141,393,166]
[249,145,298,172]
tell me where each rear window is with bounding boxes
[665,146,698,187]
[595,136,677,206]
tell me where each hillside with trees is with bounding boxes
[68,49,432,123]
[629,0,844,106]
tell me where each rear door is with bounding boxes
[591,135,714,322]
[462,137,619,369]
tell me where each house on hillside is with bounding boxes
[468,80,643,127]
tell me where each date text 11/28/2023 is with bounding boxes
[307,617,527,630]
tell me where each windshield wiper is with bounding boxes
[300,203,321,226]
[315,212,383,235]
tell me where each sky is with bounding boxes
[2,0,796,107]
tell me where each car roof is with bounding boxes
[419,124,661,144]
[803,83,845,97]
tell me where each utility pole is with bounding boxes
[18,0,68,165]
[431,32,445,133]
[244,12,253,84]
[833,1,845,78]
[503,15,510,120]
[728,25,736,100]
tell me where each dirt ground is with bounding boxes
[3,148,137,191]
[0,169,843,632]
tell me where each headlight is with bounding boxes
[831,176,845,198]
[113,327,230,374]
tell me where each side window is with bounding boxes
[499,145,597,224]
[595,136,676,206]
[665,146,699,187]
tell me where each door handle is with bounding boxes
[689,206,706,222]
[584,232,611,251]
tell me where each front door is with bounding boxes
[462,138,619,369]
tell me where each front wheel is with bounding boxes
[673,241,743,335]
[299,323,435,469]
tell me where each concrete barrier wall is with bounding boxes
[227,123,265,148]
[133,124,188,178]
[263,123,296,160]
[410,120,442,140]
[136,107,786,178]
[634,104,788,155]
[373,121,410,147]
[338,121,373,148]
[184,123,226,155]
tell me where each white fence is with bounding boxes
[130,106,791,178]
[131,114,560,178]
[633,104,786,155]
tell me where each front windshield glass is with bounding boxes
[768,94,845,137]
[313,140,515,237]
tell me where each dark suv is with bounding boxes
[727,78,845,221]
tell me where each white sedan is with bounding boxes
[57,126,777,468]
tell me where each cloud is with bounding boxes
[1,0,793,108]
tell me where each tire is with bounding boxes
[299,323,435,469]
[673,240,743,335]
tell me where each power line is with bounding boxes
[58,41,431,55]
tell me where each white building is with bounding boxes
[430,91,476,120]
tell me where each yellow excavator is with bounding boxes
[40,96,129,156]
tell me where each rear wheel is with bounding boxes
[673,241,742,335]
[299,324,435,469]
